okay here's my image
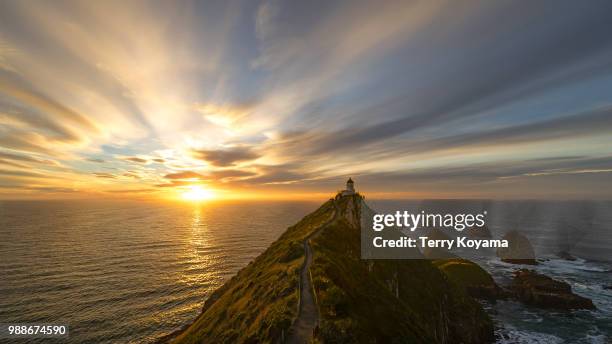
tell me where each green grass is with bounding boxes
[172,195,493,344]
[433,259,496,288]
[172,199,335,344]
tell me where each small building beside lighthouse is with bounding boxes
[341,178,355,196]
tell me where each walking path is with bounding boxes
[286,201,339,343]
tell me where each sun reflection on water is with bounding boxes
[179,205,215,286]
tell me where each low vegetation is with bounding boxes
[433,258,505,300]
[171,195,494,343]
[171,199,335,343]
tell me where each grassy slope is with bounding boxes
[172,199,335,344]
[433,259,496,288]
[172,194,493,344]
[310,195,493,343]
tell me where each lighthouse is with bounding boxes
[342,177,355,196]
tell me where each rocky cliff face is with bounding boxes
[168,194,494,344]
[311,195,493,343]
[511,269,595,310]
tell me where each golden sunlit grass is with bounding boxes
[181,185,216,201]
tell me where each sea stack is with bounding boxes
[496,230,537,265]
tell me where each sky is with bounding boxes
[1,0,612,200]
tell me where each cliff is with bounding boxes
[433,259,506,300]
[167,194,493,344]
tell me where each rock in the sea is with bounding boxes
[469,224,492,238]
[511,269,595,310]
[557,251,577,261]
[434,258,506,300]
[496,230,537,265]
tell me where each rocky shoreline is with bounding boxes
[511,269,595,310]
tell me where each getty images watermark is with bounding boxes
[372,210,487,232]
[362,209,509,259]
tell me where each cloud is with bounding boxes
[0,159,26,168]
[203,169,257,184]
[209,169,256,179]
[0,168,43,178]
[526,156,587,162]
[93,172,116,179]
[264,105,612,168]
[0,182,78,193]
[248,0,612,159]
[0,150,57,165]
[0,70,99,137]
[290,97,612,159]
[243,163,311,185]
[164,171,206,180]
[123,157,148,164]
[383,106,612,158]
[122,172,141,179]
[24,186,77,193]
[191,147,260,167]
[155,180,193,188]
[195,102,255,128]
[162,169,256,185]
[466,107,607,142]
[0,129,57,155]
[104,188,157,194]
[336,155,612,190]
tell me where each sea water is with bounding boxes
[1,199,610,343]
[0,200,318,343]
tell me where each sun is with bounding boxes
[181,185,215,201]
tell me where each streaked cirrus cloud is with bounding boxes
[0,0,612,199]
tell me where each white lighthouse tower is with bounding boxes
[342,177,355,196]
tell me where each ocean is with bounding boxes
[368,200,612,343]
[1,199,610,343]
[0,200,319,343]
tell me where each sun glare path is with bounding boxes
[182,185,215,201]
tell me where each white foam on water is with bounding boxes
[539,257,610,274]
[584,334,607,344]
[496,327,564,344]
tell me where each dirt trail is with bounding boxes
[286,201,339,343]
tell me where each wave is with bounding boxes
[496,327,563,344]
[540,257,611,273]
[584,333,607,344]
